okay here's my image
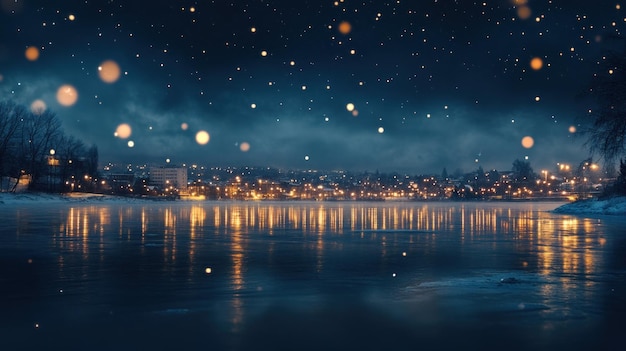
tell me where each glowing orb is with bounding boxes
[196,130,210,145]
[517,6,531,20]
[49,149,55,155]
[261,50,268,57]
[115,123,132,139]
[289,60,296,66]
[56,85,78,106]
[534,96,541,102]
[530,57,543,70]
[240,142,250,152]
[351,110,359,117]
[181,122,189,130]
[205,267,212,274]
[301,85,307,90]
[98,60,121,83]
[25,46,39,61]
[127,140,135,148]
[568,125,577,133]
[338,21,352,35]
[251,103,257,109]
[30,99,47,115]
[304,155,310,161]
[378,127,384,134]
[68,14,75,21]
[521,136,535,149]
[346,103,355,112]
[251,27,257,33]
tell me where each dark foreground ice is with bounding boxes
[1,201,625,350]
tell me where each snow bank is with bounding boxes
[0,192,149,205]
[553,196,626,216]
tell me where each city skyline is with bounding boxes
[1,1,623,173]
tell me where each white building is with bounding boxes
[149,167,187,190]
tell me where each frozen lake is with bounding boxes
[1,200,625,350]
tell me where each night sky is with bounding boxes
[0,0,623,173]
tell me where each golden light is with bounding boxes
[535,96,541,102]
[251,27,257,33]
[30,99,47,115]
[189,7,196,12]
[289,60,296,66]
[25,46,40,61]
[181,122,189,130]
[517,6,531,20]
[346,103,355,112]
[530,57,543,70]
[378,127,385,133]
[56,84,78,106]
[127,140,135,147]
[568,125,577,133]
[196,130,210,145]
[261,50,268,57]
[115,123,132,139]
[205,267,212,274]
[49,149,55,155]
[98,60,121,83]
[68,14,75,21]
[240,142,250,152]
[521,136,535,149]
[338,21,352,35]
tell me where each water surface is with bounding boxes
[1,201,625,350]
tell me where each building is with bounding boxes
[149,167,187,190]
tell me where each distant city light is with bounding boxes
[346,103,355,112]
[240,142,251,152]
[568,125,576,133]
[181,123,189,130]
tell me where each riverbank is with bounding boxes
[553,196,626,215]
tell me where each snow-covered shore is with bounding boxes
[0,192,150,205]
[553,196,626,216]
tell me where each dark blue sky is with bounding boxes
[0,0,622,173]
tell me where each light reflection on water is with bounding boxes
[2,201,625,350]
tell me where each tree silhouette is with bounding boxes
[584,40,626,162]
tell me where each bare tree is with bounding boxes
[20,109,62,190]
[584,41,626,162]
[0,101,27,191]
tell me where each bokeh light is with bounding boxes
[115,123,132,139]
[68,14,75,21]
[196,130,210,145]
[98,60,121,83]
[521,136,535,149]
[30,99,47,115]
[127,140,135,148]
[181,122,189,130]
[261,50,268,57]
[304,155,310,161]
[569,125,577,133]
[240,142,250,152]
[25,46,39,61]
[378,127,384,134]
[534,96,541,102]
[530,57,543,70]
[56,85,78,106]
[251,103,257,109]
[517,6,531,20]
[346,103,355,112]
[338,21,352,35]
